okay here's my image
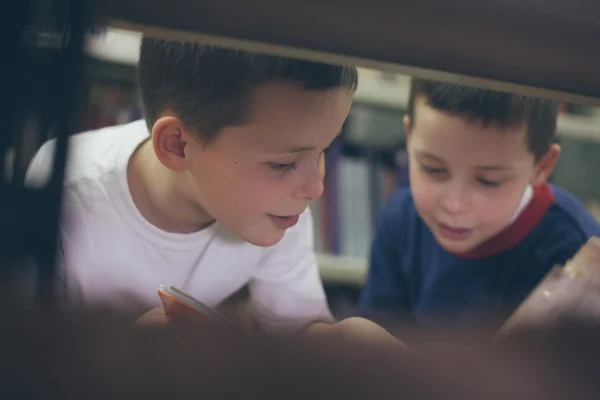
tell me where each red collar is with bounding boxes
[455,183,555,259]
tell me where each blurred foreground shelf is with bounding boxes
[317,253,367,287]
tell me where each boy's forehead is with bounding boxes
[413,96,525,131]
[414,99,528,139]
[251,83,353,121]
[254,84,352,138]
[412,101,532,163]
[227,83,352,150]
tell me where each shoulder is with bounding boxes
[526,186,600,266]
[26,120,149,187]
[549,185,600,237]
[27,121,151,238]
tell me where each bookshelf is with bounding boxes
[317,253,367,286]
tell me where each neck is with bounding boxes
[127,140,215,234]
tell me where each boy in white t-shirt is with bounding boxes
[27,37,396,341]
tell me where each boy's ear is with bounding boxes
[403,115,412,144]
[152,116,189,172]
[532,144,561,185]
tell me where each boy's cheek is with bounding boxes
[411,177,438,214]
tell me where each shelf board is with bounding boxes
[91,0,600,106]
[317,253,367,286]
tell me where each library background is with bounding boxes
[80,28,600,319]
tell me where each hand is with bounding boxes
[498,236,600,337]
[306,317,404,347]
[135,307,170,327]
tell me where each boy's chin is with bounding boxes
[237,227,286,248]
[435,236,482,255]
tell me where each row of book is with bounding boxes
[311,149,405,259]
[78,83,142,132]
[311,105,408,259]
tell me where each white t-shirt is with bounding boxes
[26,120,332,333]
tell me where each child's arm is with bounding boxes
[302,317,403,347]
[247,209,402,346]
[498,236,600,337]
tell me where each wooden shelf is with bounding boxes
[317,253,367,286]
[90,0,600,107]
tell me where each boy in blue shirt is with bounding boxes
[359,79,600,332]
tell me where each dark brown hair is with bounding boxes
[138,37,358,143]
[408,79,560,161]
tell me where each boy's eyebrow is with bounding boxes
[415,151,444,162]
[270,131,343,153]
[276,145,316,153]
[475,165,516,171]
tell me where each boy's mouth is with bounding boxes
[437,222,473,241]
[268,214,300,229]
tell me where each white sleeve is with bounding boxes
[249,208,333,334]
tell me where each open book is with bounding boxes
[157,284,231,324]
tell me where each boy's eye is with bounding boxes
[477,177,502,187]
[422,166,446,175]
[268,162,297,172]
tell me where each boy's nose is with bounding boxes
[441,184,470,214]
[295,159,325,201]
[298,173,324,201]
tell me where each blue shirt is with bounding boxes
[359,184,600,331]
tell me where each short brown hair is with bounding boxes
[138,37,358,143]
[408,79,560,161]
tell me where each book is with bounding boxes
[157,284,230,324]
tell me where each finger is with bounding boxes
[135,308,169,327]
